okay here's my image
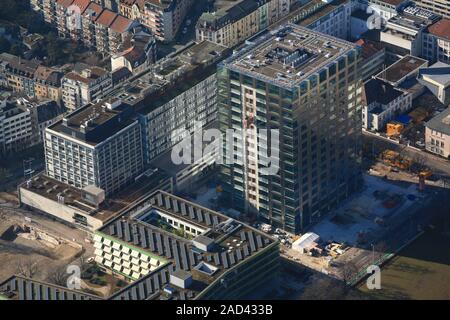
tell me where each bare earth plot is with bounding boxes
[0,218,81,284]
[359,232,450,300]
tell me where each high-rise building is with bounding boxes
[414,0,450,19]
[44,98,144,195]
[218,25,363,233]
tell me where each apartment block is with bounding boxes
[119,0,193,42]
[380,5,440,59]
[355,39,386,81]
[111,31,157,74]
[218,25,363,233]
[0,53,41,98]
[422,18,450,64]
[362,78,412,130]
[0,97,33,153]
[35,0,144,56]
[368,0,409,24]
[196,0,290,48]
[414,0,450,19]
[107,40,231,162]
[61,65,113,111]
[34,66,64,105]
[44,98,144,195]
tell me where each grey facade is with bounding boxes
[218,25,364,234]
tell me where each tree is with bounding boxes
[47,266,70,287]
[16,260,38,278]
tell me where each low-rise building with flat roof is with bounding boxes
[94,190,279,299]
[425,106,450,158]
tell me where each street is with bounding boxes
[363,131,450,178]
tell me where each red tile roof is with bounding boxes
[57,0,75,8]
[110,15,133,34]
[428,19,450,41]
[95,9,118,28]
[355,39,385,59]
[84,2,104,20]
[72,0,91,14]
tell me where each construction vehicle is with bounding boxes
[386,122,404,137]
[381,149,411,170]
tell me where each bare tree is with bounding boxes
[47,266,69,287]
[414,153,427,172]
[341,261,359,288]
[16,260,38,278]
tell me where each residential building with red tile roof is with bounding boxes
[423,19,450,64]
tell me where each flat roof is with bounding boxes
[20,169,171,223]
[106,41,230,115]
[425,106,450,135]
[376,55,428,84]
[99,190,276,300]
[0,276,101,300]
[48,98,137,146]
[224,24,356,88]
[297,0,349,28]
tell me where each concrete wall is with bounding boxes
[20,187,103,231]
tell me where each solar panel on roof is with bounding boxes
[173,199,179,212]
[124,222,131,242]
[221,252,229,268]
[204,213,212,225]
[153,274,160,290]
[161,270,167,284]
[109,224,116,235]
[157,193,163,206]
[147,229,155,251]
[173,242,181,268]
[180,243,189,270]
[164,235,172,258]
[164,196,171,210]
[27,282,33,300]
[180,291,186,300]
[131,287,138,300]
[36,284,41,300]
[188,249,196,267]
[229,252,236,265]
[214,253,220,265]
[243,245,250,257]
[236,249,243,261]
[212,215,219,226]
[256,235,263,249]
[206,254,212,262]
[180,202,187,215]
[188,206,194,218]
[240,232,246,241]
[139,226,148,248]
[248,231,256,252]
[116,221,123,238]
[156,233,164,255]
[145,278,153,294]
[138,282,146,299]
[264,238,270,245]
[190,208,197,220]
[150,197,156,205]
[197,208,203,222]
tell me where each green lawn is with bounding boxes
[359,231,450,300]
